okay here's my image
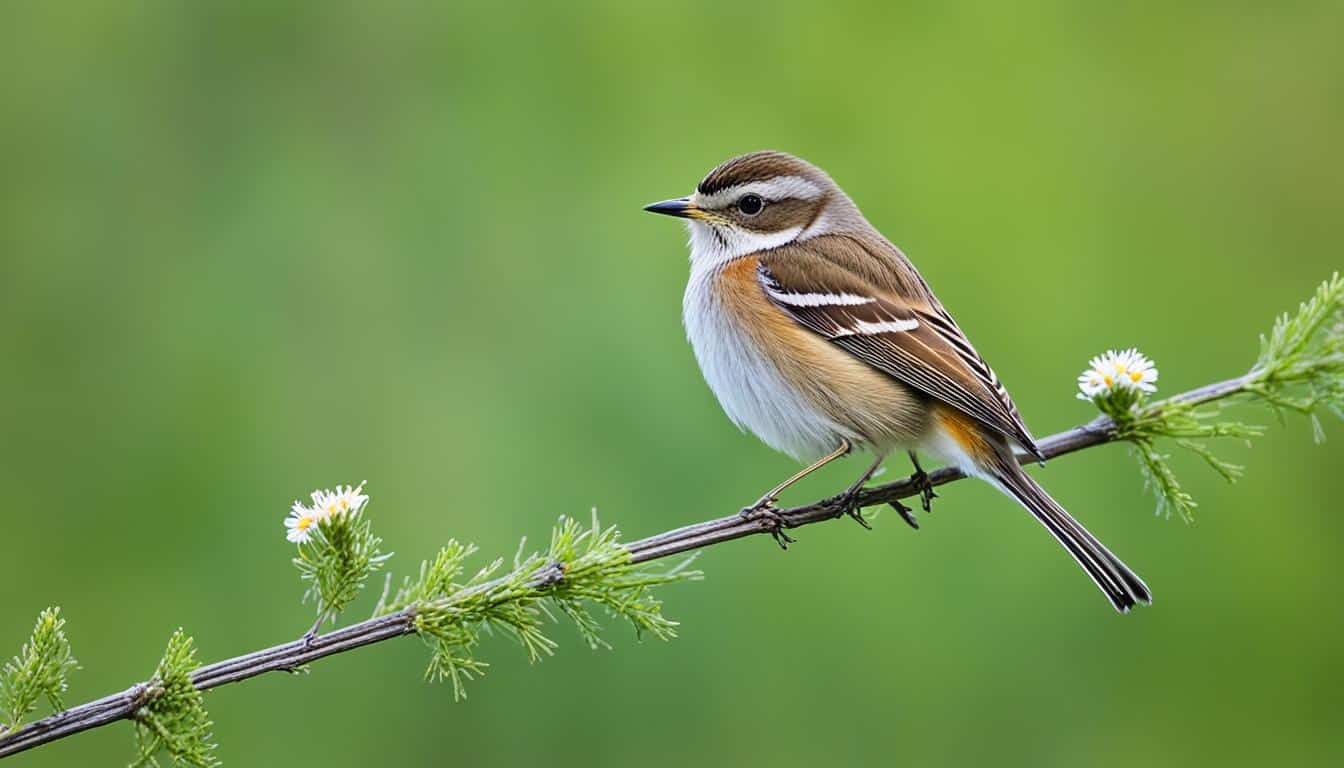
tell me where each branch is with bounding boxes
[0,370,1260,759]
[7,273,1339,763]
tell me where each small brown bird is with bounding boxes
[645,150,1151,612]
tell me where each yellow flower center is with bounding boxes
[297,516,315,531]
[1103,375,1113,386]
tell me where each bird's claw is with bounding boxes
[826,488,873,530]
[740,499,796,549]
[912,469,938,513]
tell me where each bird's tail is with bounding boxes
[986,454,1152,613]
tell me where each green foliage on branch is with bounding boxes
[1088,273,1343,520]
[130,629,217,768]
[1249,272,1344,426]
[0,607,78,733]
[376,513,701,700]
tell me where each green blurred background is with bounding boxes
[2,2,1342,765]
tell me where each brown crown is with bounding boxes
[696,151,828,196]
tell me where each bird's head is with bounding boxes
[644,150,860,267]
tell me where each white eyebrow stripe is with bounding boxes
[832,318,921,337]
[765,289,876,307]
[696,176,823,209]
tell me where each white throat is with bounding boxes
[686,221,803,281]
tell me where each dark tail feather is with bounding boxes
[990,459,1152,613]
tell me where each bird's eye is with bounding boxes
[737,194,764,216]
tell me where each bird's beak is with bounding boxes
[643,197,699,219]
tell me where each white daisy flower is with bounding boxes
[1112,347,1158,393]
[309,481,369,521]
[284,501,321,543]
[332,482,369,518]
[1077,365,1111,399]
[1077,348,1159,400]
[1078,351,1121,400]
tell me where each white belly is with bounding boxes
[683,267,854,462]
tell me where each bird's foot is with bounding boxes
[826,486,874,531]
[911,469,938,513]
[739,498,796,549]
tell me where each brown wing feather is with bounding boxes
[758,236,1043,459]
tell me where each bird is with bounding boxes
[644,150,1151,613]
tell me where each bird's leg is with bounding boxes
[829,452,888,530]
[741,439,852,549]
[908,450,938,513]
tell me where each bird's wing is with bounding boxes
[757,236,1042,458]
